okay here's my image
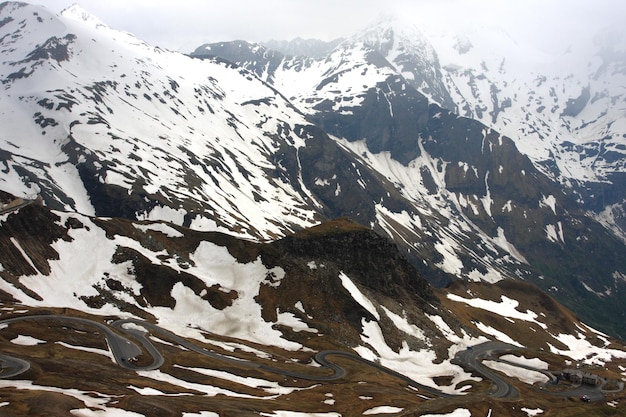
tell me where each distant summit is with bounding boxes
[263,37,344,59]
[60,3,108,29]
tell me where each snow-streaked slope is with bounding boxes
[430,24,626,184]
[195,26,626,339]
[361,17,626,240]
[2,3,626,340]
[0,2,322,240]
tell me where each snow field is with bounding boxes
[482,360,549,384]
[446,294,547,329]
[1,3,322,240]
[337,271,486,394]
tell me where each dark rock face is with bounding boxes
[302,78,626,337]
[311,75,429,165]
[270,218,436,304]
[190,41,302,86]
[561,86,591,117]
[0,200,441,351]
[0,204,67,277]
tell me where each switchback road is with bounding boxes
[0,314,609,401]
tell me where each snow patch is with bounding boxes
[500,354,548,370]
[356,319,481,394]
[540,195,557,215]
[521,408,544,417]
[548,332,626,365]
[339,272,380,320]
[381,306,427,342]
[447,294,547,329]
[10,335,45,346]
[474,322,522,347]
[420,409,471,417]
[482,360,549,384]
[134,223,183,238]
[363,406,404,415]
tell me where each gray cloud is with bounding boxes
[27,0,626,52]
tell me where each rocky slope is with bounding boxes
[0,4,625,415]
[192,35,626,338]
[1,2,626,338]
[349,17,626,243]
[1,195,625,416]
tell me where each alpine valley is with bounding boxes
[0,2,625,416]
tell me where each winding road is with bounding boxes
[0,314,610,401]
[452,341,520,398]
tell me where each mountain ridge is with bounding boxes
[1,192,625,415]
[2,2,625,338]
[0,5,625,415]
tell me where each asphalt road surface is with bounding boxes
[0,314,610,401]
[452,341,520,398]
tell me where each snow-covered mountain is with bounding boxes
[1,3,626,415]
[344,17,626,242]
[192,32,626,339]
[0,2,332,241]
[1,2,625,338]
[2,193,625,416]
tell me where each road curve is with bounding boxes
[452,341,520,398]
[2,314,596,401]
[0,353,30,378]
[0,314,448,398]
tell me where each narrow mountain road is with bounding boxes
[0,199,32,215]
[0,314,606,401]
[452,341,520,398]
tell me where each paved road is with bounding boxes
[452,341,520,398]
[0,354,30,378]
[0,199,32,215]
[0,315,448,397]
[0,314,613,402]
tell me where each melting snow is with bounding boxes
[133,223,184,238]
[521,408,544,417]
[434,240,464,275]
[482,360,549,384]
[492,227,527,263]
[260,412,341,417]
[71,408,146,417]
[363,406,404,415]
[474,322,522,346]
[548,332,626,365]
[174,365,307,395]
[136,369,272,399]
[447,294,547,329]
[499,354,548,370]
[381,306,427,342]
[56,342,115,362]
[421,409,471,417]
[339,272,380,320]
[356,319,480,394]
[10,335,45,346]
[0,380,112,411]
[540,195,557,215]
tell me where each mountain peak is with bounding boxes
[60,3,108,29]
[353,13,429,54]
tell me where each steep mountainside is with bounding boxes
[192,36,626,338]
[1,196,625,416]
[345,18,626,243]
[0,2,624,338]
[1,4,626,415]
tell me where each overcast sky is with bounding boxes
[29,0,626,53]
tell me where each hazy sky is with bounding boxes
[29,0,626,53]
